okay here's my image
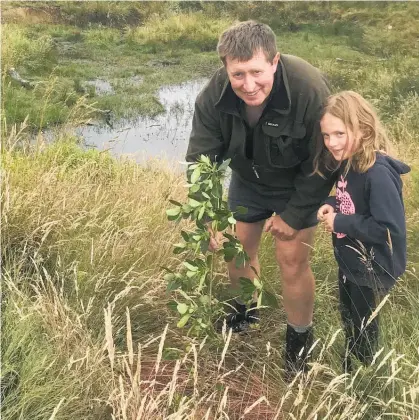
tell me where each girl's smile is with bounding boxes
[320,113,359,161]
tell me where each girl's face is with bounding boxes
[320,112,360,161]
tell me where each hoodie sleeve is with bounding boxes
[324,196,336,207]
[333,165,406,244]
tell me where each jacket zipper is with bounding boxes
[252,161,260,179]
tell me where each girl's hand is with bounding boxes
[317,204,335,222]
[323,212,336,233]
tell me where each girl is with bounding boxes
[315,91,410,371]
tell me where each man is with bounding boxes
[186,21,334,375]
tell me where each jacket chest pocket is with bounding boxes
[262,122,307,168]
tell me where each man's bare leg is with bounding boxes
[275,226,317,376]
[222,220,265,330]
[275,226,316,326]
[227,220,265,290]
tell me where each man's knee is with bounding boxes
[235,221,264,259]
[275,228,315,276]
[275,244,311,279]
[278,255,311,279]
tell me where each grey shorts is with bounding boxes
[227,172,318,228]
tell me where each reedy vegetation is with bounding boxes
[2,2,419,419]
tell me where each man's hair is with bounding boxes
[217,20,277,64]
[313,91,393,177]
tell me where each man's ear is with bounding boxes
[272,52,280,70]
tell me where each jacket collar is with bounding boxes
[215,56,291,116]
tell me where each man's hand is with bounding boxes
[207,225,224,252]
[322,212,336,233]
[317,204,334,222]
[264,214,297,241]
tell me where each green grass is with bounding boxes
[2,2,419,418]
[2,134,418,419]
[3,3,419,127]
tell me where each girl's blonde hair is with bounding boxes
[313,90,393,177]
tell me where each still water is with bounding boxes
[77,79,208,166]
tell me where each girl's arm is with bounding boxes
[333,166,406,244]
[324,196,336,207]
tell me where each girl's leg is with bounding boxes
[338,271,354,371]
[347,281,379,365]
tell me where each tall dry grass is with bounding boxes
[2,2,419,418]
[2,119,419,418]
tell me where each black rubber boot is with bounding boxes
[353,318,379,366]
[339,272,355,373]
[341,304,355,374]
[246,302,260,326]
[224,299,249,333]
[284,324,313,381]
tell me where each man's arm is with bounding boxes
[186,90,224,163]
[280,82,336,230]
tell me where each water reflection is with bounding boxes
[77,79,208,166]
[83,79,114,96]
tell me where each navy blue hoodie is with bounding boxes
[326,153,410,289]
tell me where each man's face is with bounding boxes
[225,50,279,107]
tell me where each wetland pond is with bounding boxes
[76,78,208,167]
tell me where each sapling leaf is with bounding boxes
[239,277,256,295]
[182,204,192,213]
[223,232,236,242]
[228,216,236,224]
[164,273,175,282]
[169,199,182,206]
[217,219,229,231]
[177,289,194,301]
[218,159,230,172]
[191,167,201,183]
[235,253,245,268]
[177,303,189,315]
[186,270,197,278]
[223,247,236,262]
[200,155,211,165]
[166,207,181,216]
[198,206,205,220]
[190,184,200,193]
[236,206,248,214]
[189,198,201,208]
[183,262,198,271]
[167,301,178,311]
[177,313,191,328]
[257,292,263,308]
[166,280,181,292]
[174,246,187,255]
[199,295,211,305]
[262,290,279,308]
[200,237,210,254]
[196,219,206,230]
[253,278,262,290]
